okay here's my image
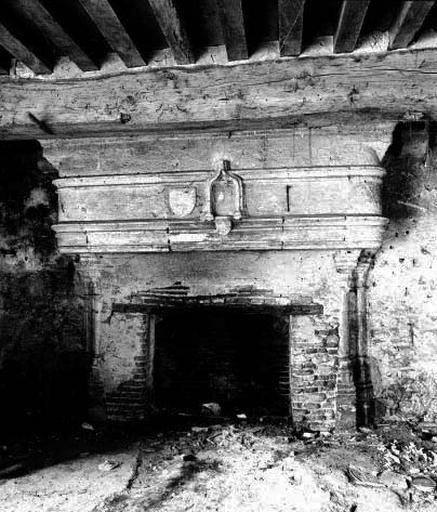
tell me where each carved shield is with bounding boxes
[168,187,197,217]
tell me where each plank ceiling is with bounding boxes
[0,0,435,75]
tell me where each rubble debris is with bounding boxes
[302,432,317,440]
[201,403,221,416]
[411,475,436,493]
[346,465,384,488]
[2,420,437,511]
[191,426,209,433]
[81,422,95,431]
[98,460,120,472]
[379,470,408,491]
[182,453,197,462]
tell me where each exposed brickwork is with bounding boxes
[104,314,150,422]
[289,315,340,431]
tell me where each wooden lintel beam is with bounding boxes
[0,20,52,73]
[279,0,305,57]
[15,0,99,71]
[148,0,194,65]
[334,0,371,53]
[76,0,145,67]
[389,0,435,50]
[1,47,437,139]
[217,0,248,61]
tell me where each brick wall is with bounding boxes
[290,315,340,431]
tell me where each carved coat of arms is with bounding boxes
[168,186,197,217]
[203,160,244,235]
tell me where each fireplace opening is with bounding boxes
[154,310,290,417]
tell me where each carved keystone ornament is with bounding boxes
[204,160,244,235]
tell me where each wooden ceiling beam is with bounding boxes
[76,0,145,67]
[389,0,435,50]
[13,0,99,71]
[2,46,437,139]
[0,19,52,73]
[216,0,248,61]
[148,0,194,65]
[334,0,370,53]
[278,0,305,57]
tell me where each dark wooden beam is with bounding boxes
[389,0,435,50]
[216,0,248,61]
[13,0,99,71]
[278,0,305,57]
[113,302,323,316]
[0,20,52,73]
[76,0,145,67]
[148,0,194,64]
[334,0,370,53]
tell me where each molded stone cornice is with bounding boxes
[52,216,388,253]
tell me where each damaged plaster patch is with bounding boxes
[24,187,50,210]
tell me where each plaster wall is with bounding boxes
[369,122,437,423]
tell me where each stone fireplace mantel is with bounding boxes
[44,124,391,255]
[42,120,394,431]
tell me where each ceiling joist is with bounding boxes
[13,0,99,71]
[217,0,248,61]
[278,0,305,57]
[334,0,371,53]
[148,0,194,65]
[0,19,52,74]
[389,0,435,50]
[76,0,145,68]
[0,0,434,75]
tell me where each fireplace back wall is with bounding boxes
[154,310,290,416]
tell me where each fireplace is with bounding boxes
[42,120,394,431]
[154,309,290,416]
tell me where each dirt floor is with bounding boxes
[1,417,437,512]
